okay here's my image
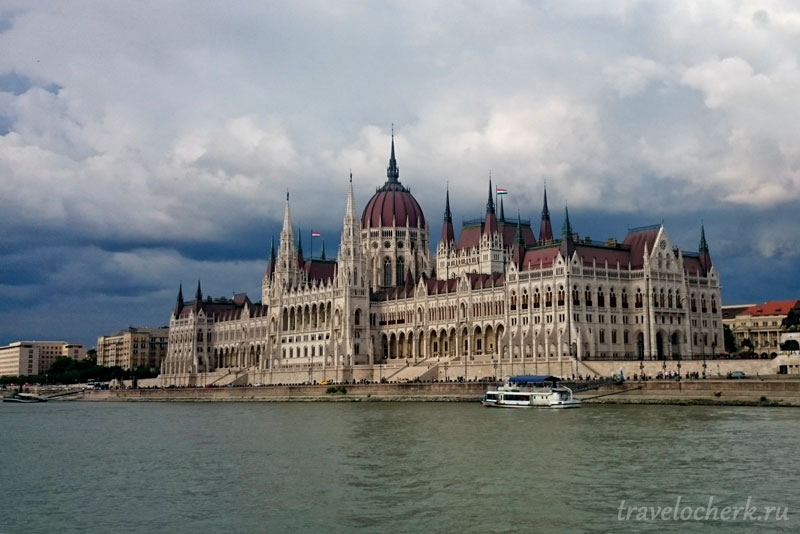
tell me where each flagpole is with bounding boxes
[310,230,313,259]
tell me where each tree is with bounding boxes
[740,338,753,351]
[723,325,737,353]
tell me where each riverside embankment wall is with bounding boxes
[81,379,800,405]
[83,382,489,402]
[586,379,800,406]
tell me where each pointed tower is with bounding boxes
[499,196,505,222]
[297,231,305,268]
[274,191,300,289]
[441,186,455,245]
[699,224,712,273]
[483,177,498,236]
[193,280,203,311]
[262,236,278,302]
[539,185,553,243]
[173,283,184,317]
[559,205,575,258]
[337,172,369,365]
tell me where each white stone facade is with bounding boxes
[160,143,724,386]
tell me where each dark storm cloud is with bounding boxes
[1,0,799,346]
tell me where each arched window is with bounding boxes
[610,288,617,308]
[558,286,565,306]
[510,291,517,310]
[396,257,405,286]
[572,285,580,305]
[598,287,605,307]
[522,290,529,310]
[534,289,541,308]
[383,258,392,286]
[354,309,361,326]
[584,286,593,307]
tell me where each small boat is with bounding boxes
[482,375,581,409]
[2,392,48,403]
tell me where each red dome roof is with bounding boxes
[362,187,426,229]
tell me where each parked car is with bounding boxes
[727,371,746,379]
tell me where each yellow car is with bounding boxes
[319,380,332,385]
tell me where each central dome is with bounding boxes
[361,137,426,229]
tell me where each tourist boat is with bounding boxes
[481,375,581,408]
[2,392,48,403]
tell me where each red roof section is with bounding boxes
[520,246,560,270]
[361,189,426,229]
[740,300,800,317]
[304,260,336,283]
[622,227,659,268]
[575,245,630,268]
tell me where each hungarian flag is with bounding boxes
[496,187,508,195]
[311,231,321,237]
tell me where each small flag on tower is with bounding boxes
[311,231,321,237]
[496,187,508,195]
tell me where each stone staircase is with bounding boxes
[384,359,440,383]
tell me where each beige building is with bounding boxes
[97,327,169,370]
[723,300,800,355]
[0,341,87,377]
[161,138,723,386]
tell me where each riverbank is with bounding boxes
[74,378,800,406]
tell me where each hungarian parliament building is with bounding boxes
[160,138,723,385]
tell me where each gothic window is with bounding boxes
[383,258,392,286]
[691,294,697,312]
[584,286,592,307]
[546,289,553,307]
[558,286,565,306]
[511,291,517,311]
[610,289,617,308]
[659,289,665,307]
[396,257,405,286]
[598,287,605,308]
[522,290,529,310]
[668,290,673,308]
[711,297,717,314]
[635,290,643,309]
[354,309,361,326]
[599,330,605,343]
[572,285,580,306]
[534,290,541,308]
[701,295,707,313]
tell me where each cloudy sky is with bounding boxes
[1,1,799,347]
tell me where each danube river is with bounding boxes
[1,402,798,533]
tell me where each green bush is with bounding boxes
[326,386,337,394]
[760,395,768,403]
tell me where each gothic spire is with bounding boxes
[441,186,455,244]
[486,175,495,215]
[269,236,276,262]
[173,283,184,316]
[321,240,326,260]
[539,184,553,243]
[562,205,573,240]
[699,224,709,253]
[297,230,303,256]
[499,196,505,222]
[444,186,452,222]
[195,280,202,301]
[387,128,399,183]
[515,212,525,246]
